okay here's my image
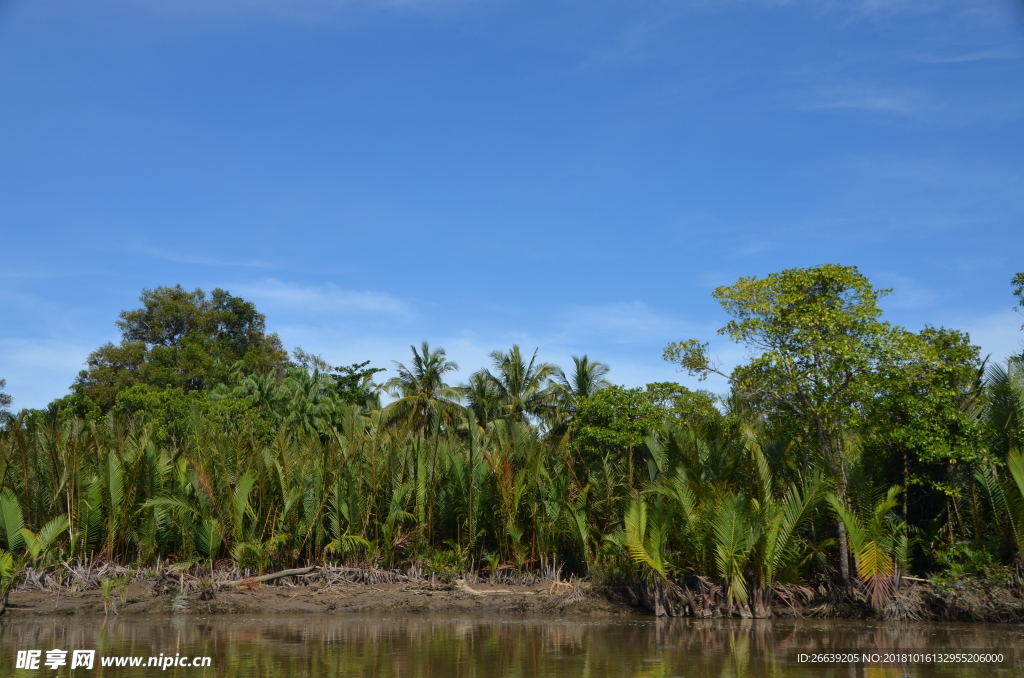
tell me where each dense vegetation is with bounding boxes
[1,267,1023,618]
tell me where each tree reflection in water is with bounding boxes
[2,616,1022,677]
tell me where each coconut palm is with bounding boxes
[459,372,503,427]
[554,355,611,407]
[383,342,463,434]
[546,355,611,435]
[986,360,1024,457]
[474,345,557,425]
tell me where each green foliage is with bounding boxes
[645,382,721,425]
[0,491,26,552]
[330,361,386,408]
[0,548,24,612]
[870,326,986,467]
[467,345,558,425]
[665,264,911,480]
[1013,272,1024,333]
[4,268,1024,617]
[977,448,1024,565]
[20,515,69,564]
[74,285,289,410]
[664,264,927,584]
[986,360,1024,457]
[573,386,661,462]
[383,342,462,434]
[114,384,205,442]
[827,486,907,610]
[0,379,12,424]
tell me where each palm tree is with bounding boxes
[548,355,611,436]
[459,372,503,426]
[986,360,1024,457]
[475,345,557,425]
[827,486,907,611]
[554,355,611,406]
[383,342,463,434]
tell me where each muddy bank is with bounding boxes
[5,566,1024,622]
[2,576,632,618]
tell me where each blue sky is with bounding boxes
[2,0,1023,410]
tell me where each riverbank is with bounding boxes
[1,567,631,618]
[4,566,1024,622]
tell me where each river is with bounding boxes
[3,615,1022,676]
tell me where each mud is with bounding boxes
[2,578,636,618]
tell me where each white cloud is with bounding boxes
[0,338,94,410]
[113,0,487,23]
[137,246,280,269]
[235,279,412,316]
[799,84,930,116]
[874,272,944,311]
[559,301,696,345]
[959,309,1024,364]
[915,49,1022,64]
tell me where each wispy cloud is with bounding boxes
[875,272,945,310]
[137,246,281,269]
[959,309,1023,363]
[559,301,694,345]
[117,0,487,22]
[0,338,96,410]
[799,84,929,116]
[915,49,1022,64]
[235,279,412,316]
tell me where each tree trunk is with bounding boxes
[834,434,852,585]
[836,518,851,585]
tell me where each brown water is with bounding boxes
[2,615,1022,677]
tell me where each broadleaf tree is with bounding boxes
[663,264,919,583]
[74,285,290,410]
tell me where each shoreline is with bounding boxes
[2,577,628,618]
[4,567,1024,622]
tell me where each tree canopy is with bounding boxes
[4,268,1024,620]
[0,379,11,423]
[74,285,289,410]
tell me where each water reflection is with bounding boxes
[3,615,1023,677]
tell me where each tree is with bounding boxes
[472,345,558,425]
[552,355,610,413]
[555,356,611,403]
[645,382,721,426]
[383,342,462,433]
[664,264,917,583]
[74,285,289,410]
[460,372,503,426]
[0,379,11,423]
[573,386,661,471]
[864,327,986,532]
[1013,272,1024,358]
[541,355,611,441]
[1013,272,1024,320]
[294,348,384,409]
[329,361,385,410]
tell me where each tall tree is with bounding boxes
[383,342,462,433]
[644,382,721,426]
[74,285,289,410]
[1013,272,1024,359]
[0,379,12,424]
[664,264,917,583]
[554,355,611,408]
[459,372,503,426]
[546,355,611,439]
[475,345,558,424]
